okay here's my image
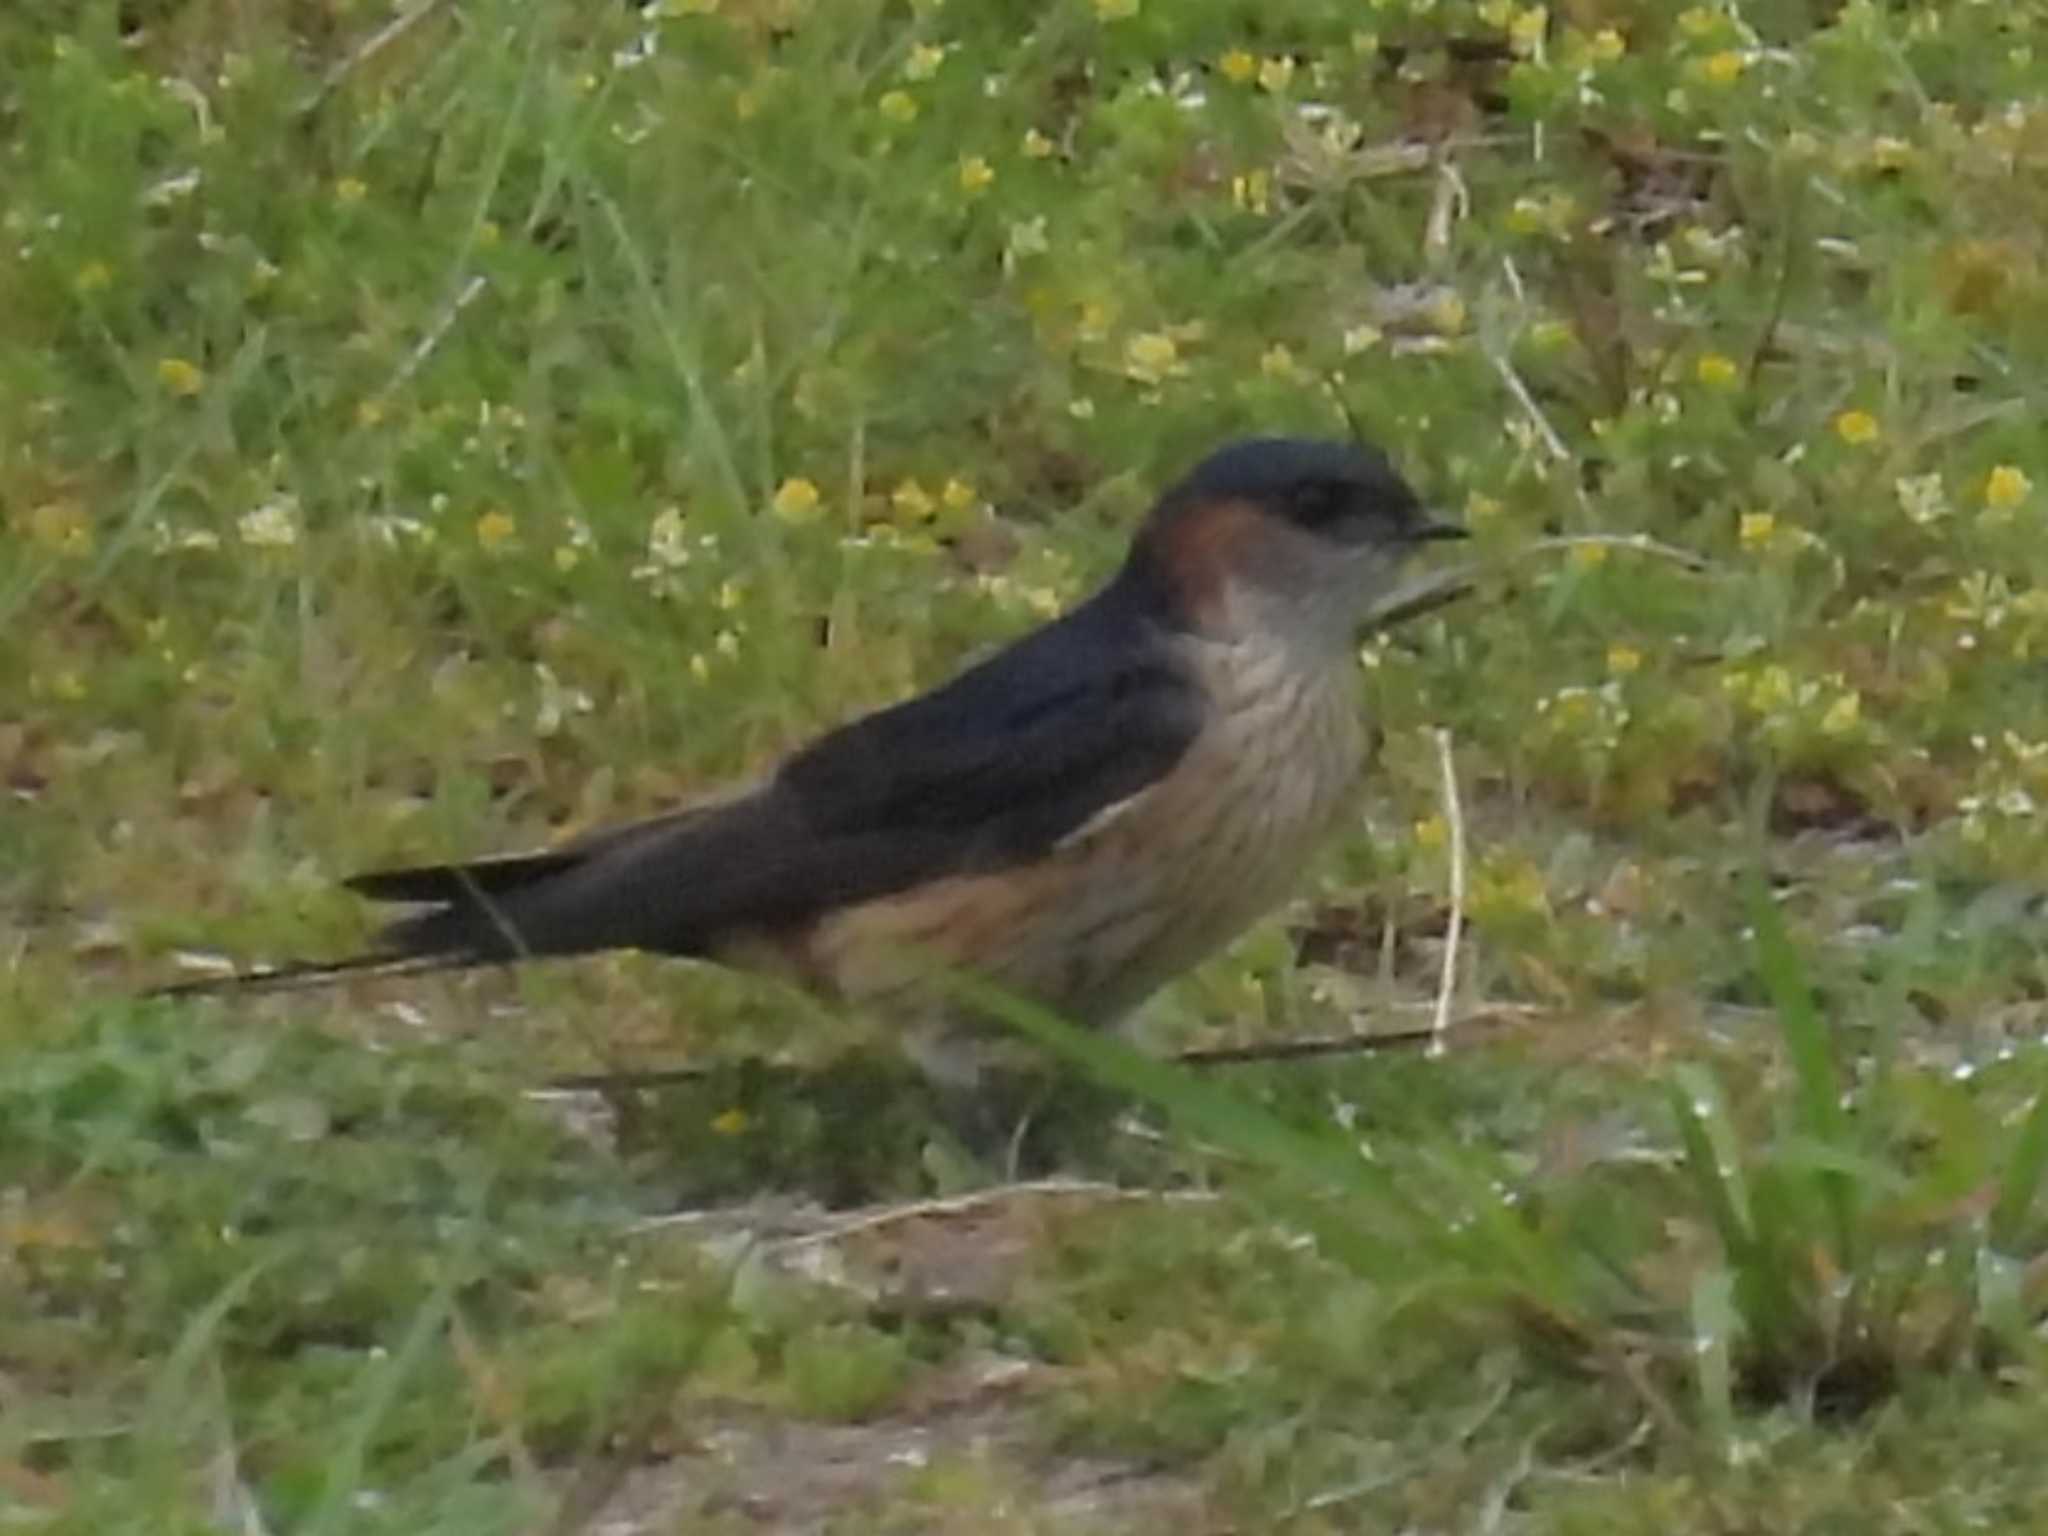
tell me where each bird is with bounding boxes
[153,435,1463,1099]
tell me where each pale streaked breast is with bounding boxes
[800,627,1365,1029]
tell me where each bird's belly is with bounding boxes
[805,652,1364,1030]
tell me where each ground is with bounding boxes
[8,0,2048,1529]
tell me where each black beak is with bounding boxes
[1407,515,1469,543]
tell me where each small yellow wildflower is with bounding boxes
[1870,136,1913,171]
[1093,0,1138,18]
[1821,691,1861,735]
[1122,331,1184,384]
[1695,352,1739,388]
[475,510,516,549]
[27,500,92,553]
[1342,323,1383,355]
[1738,511,1776,549]
[335,176,369,203]
[878,90,918,123]
[1413,815,1448,850]
[1426,291,1468,334]
[1473,857,1551,921]
[1699,50,1745,84]
[710,1107,749,1136]
[1833,409,1880,446]
[1985,464,2033,508]
[958,154,994,195]
[157,357,206,397]
[1508,6,1549,57]
[1230,169,1270,214]
[1676,6,1721,39]
[941,477,976,511]
[1257,55,1295,93]
[772,477,823,524]
[1589,27,1626,61]
[1607,643,1642,676]
[75,261,112,293]
[554,545,580,571]
[1021,127,1055,158]
[1570,541,1608,570]
[1219,48,1257,84]
[903,41,946,81]
[1260,343,1301,380]
[891,479,936,522]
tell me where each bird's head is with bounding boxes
[1126,436,1464,651]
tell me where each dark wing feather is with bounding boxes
[282,582,1204,972]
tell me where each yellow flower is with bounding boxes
[157,357,206,397]
[878,90,917,123]
[1219,48,1256,84]
[75,261,112,293]
[1260,343,1301,380]
[1833,409,1880,445]
[1821,691,1861,735]
[1571,542,1608,570]
[891,479,936,521]
[1986,464,2033,508]
[1122,331,1184,384]
[1606,643,1642,676]
[1508,6,1549,56]
[1257,55,1295,93]
[1677,6,1721,38]
[1870,136,1913,171]
[554,545,580,571]
[1230,169,1270,214]
[1093,0,1138,17]
[1695,352,1739,388]
[903,42,946,81]
[1588,27,1626,61]
[1342,323,1382,355]
[475,510,516,549]
[941,477,976,511]
[1021,127,1055,158]
[335,176,368,203]
[1413,814,1448,850]
[1738,511,1776,549]
[710,1107,749,1136]
[958,154,994,195]
[772,477,823,523]
[1699,50,1745,84]
[1426,290,1468,334]
[27,500,92,553]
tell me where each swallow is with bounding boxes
[153,436,1463,1086]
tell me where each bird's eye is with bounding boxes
[1290,479,1354,526]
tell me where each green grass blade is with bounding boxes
[1743,876,1858,1264]
[1668,1065,1753,1256]
[1992,1082,2048,1253]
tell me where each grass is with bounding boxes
[8,0,2048,1527]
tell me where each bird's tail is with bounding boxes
[142,948,480,1000]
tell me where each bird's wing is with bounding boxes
[336,604,1207,964]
